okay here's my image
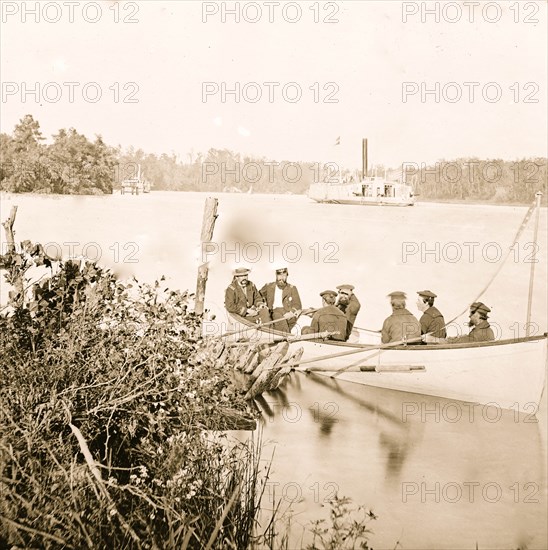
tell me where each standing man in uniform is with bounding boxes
[424,302,495,344]
[336,284,361,340]
[224,267,270,324]
[259,266,302,333]
[416,290,446,338]
[302,290,347,341]
[381,291,421,344]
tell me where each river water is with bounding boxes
[1,191,546,549]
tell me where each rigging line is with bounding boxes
[442,200,538,329]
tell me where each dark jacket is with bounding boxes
[259,282,302,313]
[381,308,421,344]
[309,305,348,341]
[337,294,361,339]
[420,306,447,338]
[225,279,264,316]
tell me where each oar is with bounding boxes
[286,335,425,370]
[330,349,382,378]
[276,330,337,344]
[354,325,381,334]
[219,317,282,338]
[219,309,305,338]
[227,329,340,350]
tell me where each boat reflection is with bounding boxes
[256,370,546,549]
[255,371,426,487]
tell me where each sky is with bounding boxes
[1,0,547,170]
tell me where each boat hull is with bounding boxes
[309,197,414,206]
[299,337,547,413]
[221,314,547,413]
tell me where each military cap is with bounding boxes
[387,291,407,299]
[417,290,437,298]
[320,290,337,299]
[275,266,288,274]
[233,267,250,276]
[470,301,491,315]
[336,284,355,292]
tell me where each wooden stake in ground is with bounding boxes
[195,197,218,316]
[1,205,24,307]
[2,205,18,253]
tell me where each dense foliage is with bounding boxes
[0,245,267,548]
[1,115,116,194]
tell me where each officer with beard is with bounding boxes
[225,267,270,324]
[259,266,302,333]
[424,302,495,344]
[335,284,361,340]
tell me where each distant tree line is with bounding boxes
[407,158,547,203]
[116,146,323,194]
[1,115,545,203]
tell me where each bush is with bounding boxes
[0,256,263,548]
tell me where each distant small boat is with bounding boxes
[121,164,151,195]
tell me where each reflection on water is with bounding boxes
[259,371,547,550]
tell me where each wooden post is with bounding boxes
[2,205,18,253]
[1,205,24,307]
[525,191,543,336]
[195,197,218,316]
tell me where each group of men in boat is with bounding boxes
[382,290,495,344]
[224,266,495,344]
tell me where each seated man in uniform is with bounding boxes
[335,284,361,340]
[224,267,270,324]
[424,302,495,344]
[302,290,347,341]
[259,266,302,333]
[381,291,421,344]
[416,290,446,338]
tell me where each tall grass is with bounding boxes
[0,259,268,548]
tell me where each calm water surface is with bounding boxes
[1,191,546,549]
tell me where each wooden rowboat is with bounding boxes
[224,313,547,414]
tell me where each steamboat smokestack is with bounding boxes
[362,138,368,179]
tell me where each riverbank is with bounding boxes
[3,189,545,208]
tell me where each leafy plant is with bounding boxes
[307,495,377,550]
